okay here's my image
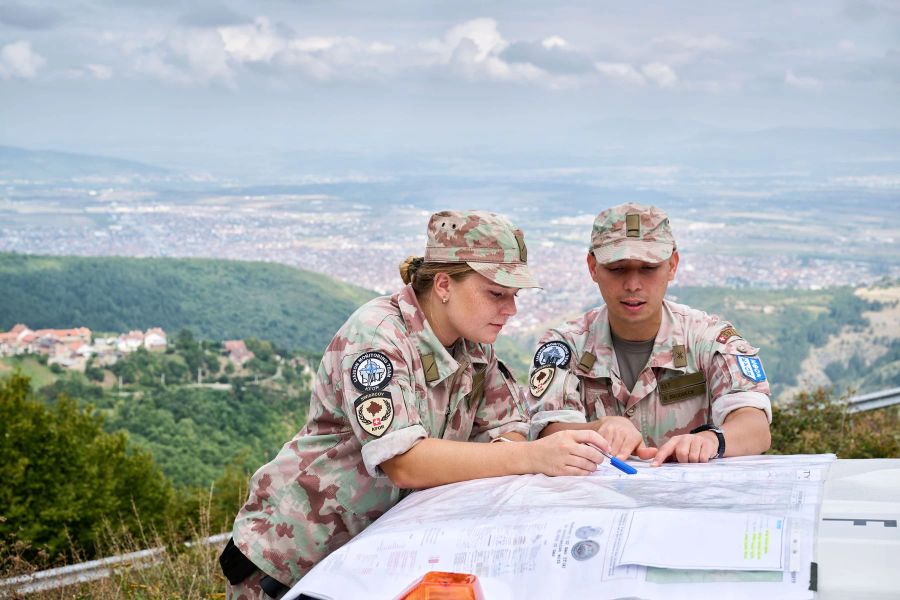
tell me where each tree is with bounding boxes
[0,372,174,565]
[770,387,899,458]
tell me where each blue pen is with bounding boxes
[596,447,638,475]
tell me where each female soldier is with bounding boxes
[220,210,610,599]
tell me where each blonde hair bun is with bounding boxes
[399,256,424,284]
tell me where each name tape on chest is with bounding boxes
[737,355,767,382]
[354,391,394,437]
[533,341,572,368]
[350,351,394,392]
[529,365,556,398]
[659,371,707,405]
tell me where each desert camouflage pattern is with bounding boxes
[229,284,529,590]
[526,300,772,447]
[424,210,540,289]
[590,202,676,265]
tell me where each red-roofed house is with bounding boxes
[117,330,145,353]
[143,328,168,352]
[223,340,254,366]
[0,324,34,356]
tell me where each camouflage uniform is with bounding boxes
[528,302,772,446]
[227,211,536,597]
[527,202,771,447]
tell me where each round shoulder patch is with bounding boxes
[533,341,572,368]
[529,364,556,398]
[350,351,394,392]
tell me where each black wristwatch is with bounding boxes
[690,424,725,459]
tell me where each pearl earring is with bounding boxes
[442,297,448,304]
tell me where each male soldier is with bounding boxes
[527,202,772,465]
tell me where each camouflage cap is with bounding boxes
[590,202,676,264]
[424,210,540,288]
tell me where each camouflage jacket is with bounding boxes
[526,300,771,447]
[231,284,528,586]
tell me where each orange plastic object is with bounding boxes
[394,571,486,600]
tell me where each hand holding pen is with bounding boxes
[595,446,638,475]
[582,442,638,474]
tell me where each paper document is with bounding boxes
[617,510,785,570]
[287,454,835,600]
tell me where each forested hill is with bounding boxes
[0,253,376,353]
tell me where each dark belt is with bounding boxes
[219,537,289,599]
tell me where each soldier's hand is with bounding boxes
[652,432,718,466]
[527,430,610,477]
[597,416,657,461]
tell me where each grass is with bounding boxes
[0,357,57,389]
[1,499,230,600]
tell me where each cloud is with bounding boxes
[131,51,193,86]
[654,33,732,52]
[280,35,399,80]
[179,4,247,28]
[500,37,594,75]
[641,62,678,87]
[429,18,507,64]
[594,61,646,85]
[219,17,285,63]
[785,69,822,90]
[65,63,113,80]
[118,24,254,87]
[594,60,679,88]
[542,36,567,50]
[92,16,715,90]
[844,0,900,21]
[0,1,61,30]
[418,19,596,85]
[115,17,401,86]
[0,40,45,78]
[86,63,113,79]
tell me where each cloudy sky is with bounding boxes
[1,0,899,171]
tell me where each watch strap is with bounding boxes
[690,424,725,459]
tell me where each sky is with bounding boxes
[1,0,899,172]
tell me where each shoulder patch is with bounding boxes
[354,391,394,437]
[736,355,766,383]
[529,365,556,398]
[350,351,394,392]
[533,341,572,368]
[716,326,740,345]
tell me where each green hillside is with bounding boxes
[28,334,313,490]
[0,253,376,353]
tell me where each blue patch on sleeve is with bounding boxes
[737,355,767,382]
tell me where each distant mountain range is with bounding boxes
[0,253,376,353]
[0,145,169,180]
[4,124,899,185]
